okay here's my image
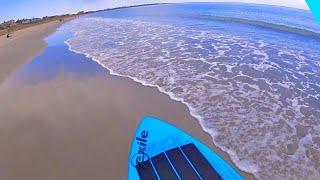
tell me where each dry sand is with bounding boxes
[0,20,255,179]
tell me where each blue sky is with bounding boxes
[0,0,309,22]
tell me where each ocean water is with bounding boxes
[64,3,320,179]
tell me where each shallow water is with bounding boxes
[65,3,320,179]
[1,22,224,180]
[5,27,106,85]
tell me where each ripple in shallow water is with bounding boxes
[65,18,320,179]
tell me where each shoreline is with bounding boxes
[67,39,257,179]
[0,18,74,84]
[0,18,255,179]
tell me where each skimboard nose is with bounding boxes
[128,117,242,180]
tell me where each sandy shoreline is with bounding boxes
[0,20,255,179]
[0,19,71,84]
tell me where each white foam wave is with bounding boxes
[64,17,320,179]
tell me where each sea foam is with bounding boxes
[64,17,320,179]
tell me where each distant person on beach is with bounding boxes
[6,26,12,38]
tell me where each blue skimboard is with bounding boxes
[128,117,242,180]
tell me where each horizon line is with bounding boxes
[1,2,311,23]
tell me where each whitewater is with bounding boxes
[64,3,320,179]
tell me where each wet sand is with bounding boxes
[0,73,255,180]
[0,19,71,84]
[0,23,255,179]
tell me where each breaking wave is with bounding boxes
[197,15,320,39]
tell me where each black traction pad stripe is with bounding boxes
[181,143,222,180]
[151,152,179,179]
[165,147,200,180]
[136,160,158,180]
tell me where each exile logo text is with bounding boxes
[131,130,149,167]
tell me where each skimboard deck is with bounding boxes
[128,117,242,180]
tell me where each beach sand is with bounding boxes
[0,19,71,84]
[0,22,255,179]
